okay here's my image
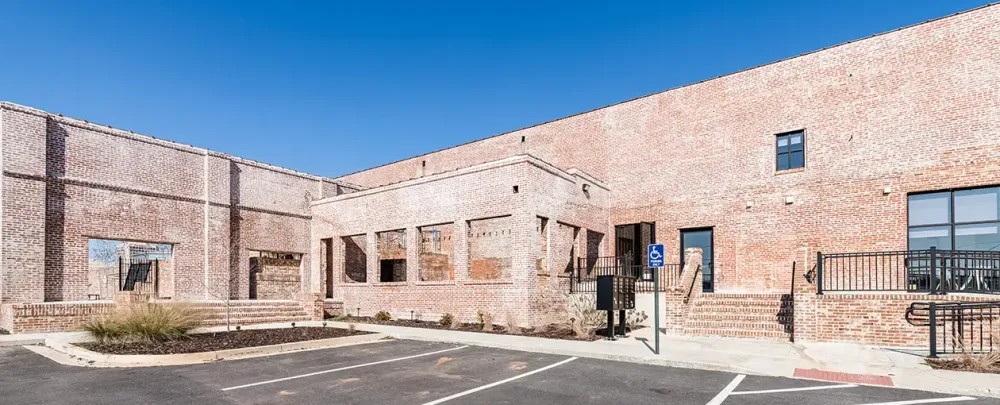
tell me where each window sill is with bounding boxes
[372,281,410,287]
[775,167,806,176]
[463,280,515,286]
[415,280,457,286]
[338,282,370,287]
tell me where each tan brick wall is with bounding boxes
[0,103,342,304]
[311,156,608,326]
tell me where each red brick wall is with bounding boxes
[333,5,1000,294]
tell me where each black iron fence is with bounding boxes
[907,301,1000,357]
[570,256,681,293]
[817,247,1000,295]
[119,258,160,296]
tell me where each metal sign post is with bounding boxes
[647,244,665,355]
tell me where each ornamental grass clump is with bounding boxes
[82,304,205,344]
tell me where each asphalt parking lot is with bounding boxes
[0,339,994,405]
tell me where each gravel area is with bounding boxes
[78,327,371,355]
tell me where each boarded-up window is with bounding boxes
[342,234,368,283]
[556,222,580,273]
[536,217,548,275]
[377,229,407,282]
[585,230,605,272]
[419,223,455,281]
[468,216,512,280]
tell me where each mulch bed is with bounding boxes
[78,327,371,355]
[345,317,607,341]
[926,356,1000,374]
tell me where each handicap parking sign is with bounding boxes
[647,244,665,268]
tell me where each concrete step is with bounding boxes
[687,313,793,323]
[689,305,791,314]
[683,320,791,332]
[200,315,313,327]
[201,311,310,321]
[682,326,791,340]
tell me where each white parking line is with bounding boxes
[706,374,746,405]
[853,397,977,405]
[421,357,578,405]
[730,383,858,395]
[221,345,468,391]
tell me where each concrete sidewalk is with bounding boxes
[325,321,1000,399]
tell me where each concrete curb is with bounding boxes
[42,331,387,368]
[0,337,45,347]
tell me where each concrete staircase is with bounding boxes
[175,300,313,327]
[682,293,793,340]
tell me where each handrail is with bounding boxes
[684,265,702,304]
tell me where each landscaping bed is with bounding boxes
[79,327,371,355]
[926,353,1000,374]
[346,317,608,341]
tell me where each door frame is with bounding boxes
[679,226,715,293]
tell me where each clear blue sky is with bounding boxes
[0,1,988,177]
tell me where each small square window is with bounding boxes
[776,130,805,171]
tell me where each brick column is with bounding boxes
[454,219,469,282]
[406,226,419,284]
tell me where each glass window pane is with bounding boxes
[955,223,1000,251]
[790,151,804,168]
[908,226,952,250]
[908,192,950,226]
[777,137,788,147]
[789,133,802,145]
[777,153,788,170]
[954,187,999,223]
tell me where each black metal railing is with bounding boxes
[817,247,1000,295]
[907,301,1000,357]
[570,256,681,293]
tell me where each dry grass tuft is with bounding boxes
[82,304,205,344]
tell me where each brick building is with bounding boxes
[2,4,999,345]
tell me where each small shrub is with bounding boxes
[82,304,205,344]
[0,328,9,335]
[348,323,357,334]
[439,313,454,327]
[504,311,522,335]
[477,311,494,332]
[563,293,604,337]
[626,310,649,331]
[374,311,392,322]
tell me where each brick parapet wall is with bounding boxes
[0,301,114,334]
[0,103,342,304]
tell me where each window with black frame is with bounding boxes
[908,187,1000,251]
[776,130,805,171]
[908,187,1000,292]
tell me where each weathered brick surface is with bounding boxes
[0,103,341,304]
[311,156,608,326]
[2,5,999,344]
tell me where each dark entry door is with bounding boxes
[681,228,714,292]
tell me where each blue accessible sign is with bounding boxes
[647,244,665,268]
